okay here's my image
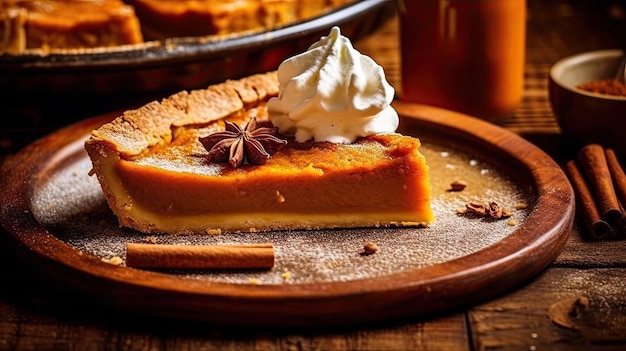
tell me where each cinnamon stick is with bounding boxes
[577,144,622,226]
[618,201,626,237]
[606,148,626,236]
[125,243,274,269]
[605,149,626,206]
[565,160,614,239]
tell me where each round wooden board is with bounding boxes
[0,102,574,327]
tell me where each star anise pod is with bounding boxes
[460,201,512,219]
[199,117,287,168]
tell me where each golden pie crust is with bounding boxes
[84,72,434,234]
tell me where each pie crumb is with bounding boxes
[144,236,157,244]
[363,242,378,255]
[205,228,222,235]
[281,271,292,280]
[102,256,123,265]
[515,202,528,210]
[448,180,467,191]
[275,190,286,203]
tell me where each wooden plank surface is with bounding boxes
[0,249,469,350]
[470,267,626,351]
[0,300,469,351]
[556,225,626,267]
[1,0,626,349]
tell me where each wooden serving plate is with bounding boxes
[0,101,574,327]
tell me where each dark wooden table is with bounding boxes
[2,1,626,350]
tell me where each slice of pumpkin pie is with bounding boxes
[84,27,434,234]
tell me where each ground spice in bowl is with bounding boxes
[577,79,626,97]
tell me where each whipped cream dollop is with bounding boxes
[267,26,398,144]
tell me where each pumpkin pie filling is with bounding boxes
[99,133,431,233]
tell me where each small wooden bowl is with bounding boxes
[549,49,626,158]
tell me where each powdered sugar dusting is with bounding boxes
[30,141,531,285]
[135,147,224,176]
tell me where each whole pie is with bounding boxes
[84,72,434,234]
[126,0,355,39]
[0,0,143,54]
[0,0,355,54]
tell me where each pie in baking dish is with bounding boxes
[0,0,355,54]
[0,0,143,54]
[126,0,356,39]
